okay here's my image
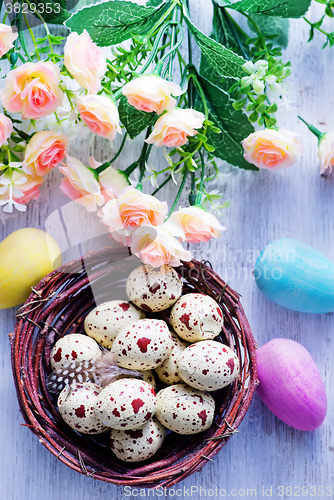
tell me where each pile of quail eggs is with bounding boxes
[50,264,239,463]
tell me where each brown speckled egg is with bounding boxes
[51,334,101,371]
[94,378,157,430]
[110,417,165,462]
[84,300,144,348]
[176,340,239,391]
[126,264,182,312]
[112,319,174,370]
[57,383,110,434]
[170,293,224,342]
[155,330,190,385]
[155,384,215,434]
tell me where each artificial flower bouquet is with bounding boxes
[0,0,333,266]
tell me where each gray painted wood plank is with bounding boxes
[1,1,334,499]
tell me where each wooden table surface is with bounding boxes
[1,1,334,499]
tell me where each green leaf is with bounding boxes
[118,96,158,139]
[247,14,289,47]
[194,74,257,170]
[185,16,246,80]
[146,0,163,5]
[226,0,312,18]
[65,1,171,47]
[28,0,70,24]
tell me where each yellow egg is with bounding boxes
[0,228,61,309]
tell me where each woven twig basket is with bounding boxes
[11,247,257,489]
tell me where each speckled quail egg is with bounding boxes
[156,384,215,434]
[51,334,101,371]
[112,319,174,370]
[126,264,183,312]
[155,330,190,385]
[84,300,145,348]
[176,340,239,391]
[140,370,156,390]
[94,378,157,430]
[110,417,165,462]
[57,383,110,434]
[170,293,224,342]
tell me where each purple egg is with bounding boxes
[256,338,327,431]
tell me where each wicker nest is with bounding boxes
[11,247,258,489]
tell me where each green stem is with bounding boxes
[152,174,172,196]
[239,10,261,34]
[146,0,179,38]
[23,12,40,60]
[188,73,209,118]
[168,167,188,216]
[167,9,178,81]
[196,151,206,205]
[223,9,249,60]
[189,171,196,205]
[123,161,139,178]
[137,128,153,190]
[95,133,129,175]
[298,116,324,141]
[303,16,331,37]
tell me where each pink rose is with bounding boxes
[122,75,183,115]
[1,61,63,119]
[64,30,106,94]
[146,108,205,148]
[164,206,226,244]
[131,225,192,268]
[0,113,13,147]
[59,156,105,212]
[0,24,18,57]
[242,128,304,170]
[23,131,68,177]
[318,132,334,174]
[14,184,41,205]
[98,186,168,245]
[76,95,121,141]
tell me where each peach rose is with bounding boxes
[23,131,68,177]
[122,75,183,115]
[1,61,63,119]
[76,95,121,141]
[59,156,105,212]
[164,206,226,244]
[98,186,168,243]
[88,156,129,202]
[0,113,13,147]
[318,132,334,174]
[242,128,304,170]
[64,30,107,94]
[131,225,192,268]
[0,24,18,57]
[146,108,205,148]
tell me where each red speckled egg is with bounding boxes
[170,293,224,342]
[177,340,239,391]
[94,378,157,430]
[51,334,101,371]
[112,318,174,370]
[110,417,165,462]
[57,383,110,435]
[155,384,215,434]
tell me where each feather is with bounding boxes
[46,351,143,394]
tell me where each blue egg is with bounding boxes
[254,238,334,313]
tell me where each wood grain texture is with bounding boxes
[1,1,334,499]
